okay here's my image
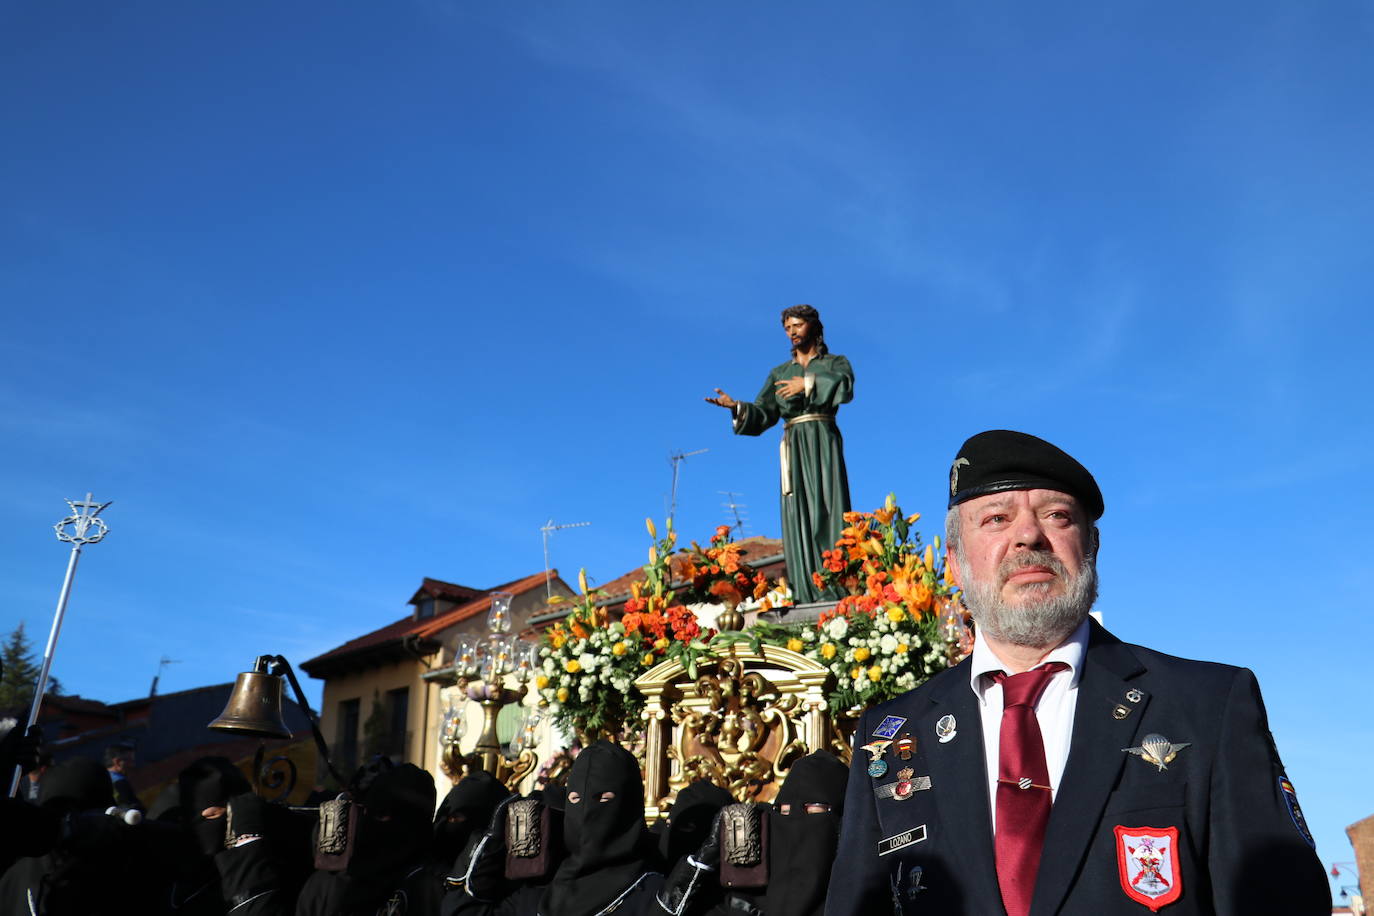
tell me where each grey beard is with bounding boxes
[958,549,1098,649]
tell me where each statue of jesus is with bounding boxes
[706,305,853,605]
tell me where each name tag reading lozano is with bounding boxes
[878,825,928,856]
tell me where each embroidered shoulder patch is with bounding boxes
[1279,776,1315,849]
[1114,825,1182,912]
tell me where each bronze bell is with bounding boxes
[208,656,293,739]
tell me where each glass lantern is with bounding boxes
[488,592,514,634]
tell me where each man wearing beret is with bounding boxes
[824,430,1328,915]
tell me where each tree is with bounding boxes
[0,623,41,715]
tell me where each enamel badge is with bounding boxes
[1114,826,1182,911]
[935,714,957,743]
[861,740,892,777]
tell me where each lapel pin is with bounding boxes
[895,734,916,760]
[872,715,907,740]
[873,768,932,800]
[862,740,892,777]
[1123,733,1191,771]
[1125,688,1144,704]
[935,714,957,744]
[1113,704,1132,719]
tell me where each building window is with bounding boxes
[337,698,360,775]
[416,598,435,619]
[387,687,410,761]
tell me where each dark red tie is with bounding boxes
[992,663,1068,916]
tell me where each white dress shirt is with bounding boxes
[968,617,1090,834]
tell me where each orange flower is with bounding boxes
[570,622,588,639]
[842,511,864,524]
[874,506,897,525]
[709,580,743,604]
[811,571,825,589]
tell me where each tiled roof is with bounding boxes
[301,568,555,675]
[414,569,552,639]
[407,577,484,606]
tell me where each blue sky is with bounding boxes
[3,0,1371,891]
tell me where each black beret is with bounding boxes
[948,430,1103,520]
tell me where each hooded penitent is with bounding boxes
[1,758,153,914]
[433,769,510,865]
[541,740,651,916]
[179,756,253,857]
[658,779,733,871]
[38,757,113,814]
[763,750,848,916]
[350,763,436,883]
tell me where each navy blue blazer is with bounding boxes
[823,620,1328,915]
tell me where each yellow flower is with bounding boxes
[646,517,658,538]
[649,545,658,564]
[654,638,670,651]
[850,666,863,680]
[535,675,550,689]
[642,652,656,666]
[854,647,871,662]
[551,633,567,648]
[565,659,581,673]
[896,644,909,654]
[556,687,570,703]
[886,606,907,623]
[786,638,804,652]
[578,568,589,594]
[868,665,882,682]
[820,643,837,660]
[611,641,627,656]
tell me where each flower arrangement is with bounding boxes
[798,494,964,714]
[536,518,712,739]
[683,525,783,611]
[536,501,965,735]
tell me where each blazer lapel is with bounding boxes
[1031,621,1149,916]
[924,662,1004,911]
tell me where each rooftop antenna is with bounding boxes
[719,490,749,537]
[667,448,708,525]
[541,519,591,600]
[149,655,180,698]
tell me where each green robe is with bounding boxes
[733,353,853,605]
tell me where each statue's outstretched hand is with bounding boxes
[705,388,737,410]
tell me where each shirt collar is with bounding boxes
[969,616,1090,702]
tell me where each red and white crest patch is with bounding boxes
[1114,825,1182,911]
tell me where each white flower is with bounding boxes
[579,652,599,672]
[827,618,849,640]
[880,634,898,654]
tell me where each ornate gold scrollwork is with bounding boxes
[636,643,837,820]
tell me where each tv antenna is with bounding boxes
[541,519,591,599]
[719,491,749,537]
[667,448,708,524]
[149,655,181,697]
